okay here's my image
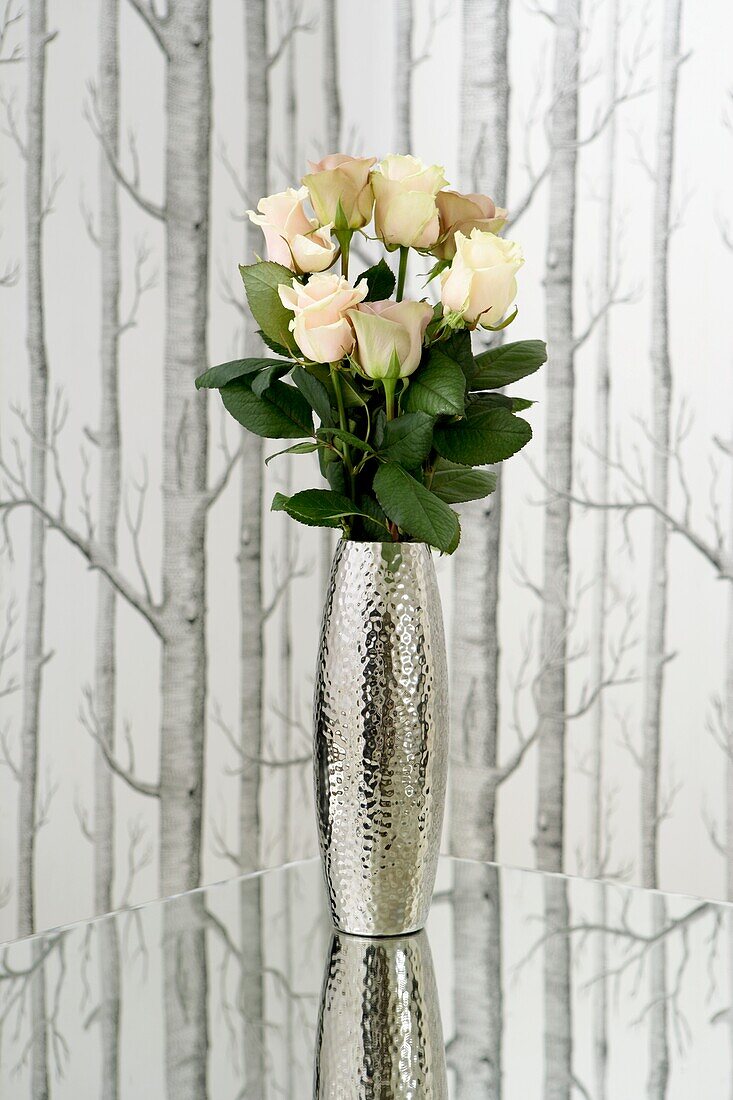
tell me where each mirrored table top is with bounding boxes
[0,856,728,1098]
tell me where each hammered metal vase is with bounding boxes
[314,540,449,936]
[314,930,448,1098]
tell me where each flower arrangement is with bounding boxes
[196,154,546,554]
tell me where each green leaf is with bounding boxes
[372,409,386,450]
[239,261,298,353]
[251,362,292,396]
[317,427,375,453]
[440,329,477,380]
[195,358,291,390]
[470,339,547,389]
[355,259,396,302]
[469,392,512,409]
[403,345,467,417]
[292,365,333,425]
[464,390,536,413]
[221,375,313,439]
[271,488,372,529]
[320,446,347,493]
[434,397,532,466]
[380,412,435,467]
[264,441,319,466]
[257,330,292,357]
[373,463,460,554]
[354,493,391,539]
[428,459,498,504]
[340,372,370,407]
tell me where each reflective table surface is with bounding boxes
[0,856,729,1098]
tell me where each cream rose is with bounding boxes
[433,190,507,261]
[440,229,523,327]
[302,154,376,230]
[247,186,337,274]
[347,299,433,379]
[278,273,368,363]
[371,155,448,250]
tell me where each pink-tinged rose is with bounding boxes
[347,299,433,379]
[247,186,338,274]
[303,154,376,230]
[371,155,448,250]
[278,272,368,363]
[433,190,508,260]
[440,229,523,328]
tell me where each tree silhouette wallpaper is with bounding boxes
[1,0,732,1094]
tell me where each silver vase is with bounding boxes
[314,930,448,1099]
[314,540,449,936]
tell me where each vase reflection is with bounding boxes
[314,928,448,1099]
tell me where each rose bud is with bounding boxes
[371,155,447,250]
[347,300,433,379]
[278,272,368,364]
[433,190,507,261]
[247,186,338,274]
[440,229,523,328]
[302,154,376,231]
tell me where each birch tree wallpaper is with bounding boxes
[1,0,732,1056]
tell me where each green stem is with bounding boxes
[330,362,355,501]
[336,229,352,280]
[382,377,397,421]
[383,378,400,543]
[396,246,409,302]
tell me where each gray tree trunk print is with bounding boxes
[451,862,503,1098]
[93,0,122,1093]
[450,0,509,867]
[154,3,210,907]
[450,3,510,1096]
[543,875,572,1100]
[319,0,339,598]
[156,5,212,1095]
[322,0,340,152]
[18,2,52,1095]
[281,17,297,1092]
[536,0,579,879]
[536,1,580,1096]
[18,0,48,943]
[238,0,268,1091]
[589,3,619,1097]
[643,0,683,1093]
[394,0,412,153]
[120,3,213,1096]
[721,503,726,1095]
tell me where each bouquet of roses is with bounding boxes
[196,154,546,554]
